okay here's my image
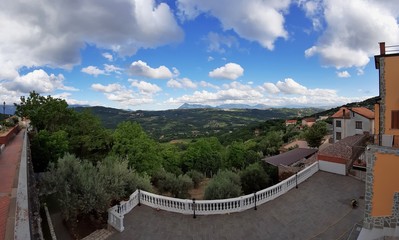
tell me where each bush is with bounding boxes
[171,174,193,198]
[240,162,270,194]
[152,169,193,198]
[204,170,242,200]
[186,170,204,188]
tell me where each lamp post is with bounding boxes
[3,101,5,117]
[295,170,298,189]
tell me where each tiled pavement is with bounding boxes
[108,171,365,240]
[0,130,23,240]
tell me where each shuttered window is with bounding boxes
[392,110,399,129]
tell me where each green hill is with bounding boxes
[74,106,322,141]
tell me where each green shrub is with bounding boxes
[240,162,270,194]
[186,170,204,188]
[204,170,242,200]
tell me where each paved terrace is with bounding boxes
[0,129,24,240]
[108,171,365,240]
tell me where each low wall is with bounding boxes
[0,125,20,145]
[108,161,320,232]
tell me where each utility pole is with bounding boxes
[3,101,5,117]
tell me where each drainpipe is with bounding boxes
[378,42,385,146]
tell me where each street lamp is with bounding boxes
[3,101,5,117]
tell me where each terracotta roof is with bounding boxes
[303,118,316,122]
[263,148,318,166]
[351,107,374,119]
[318,135,365,160]
[331,107,374,119]
[285,120,297,124]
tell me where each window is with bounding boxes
[336,132,341,141]
[355,121,362,129]
[336,120,341,127]
[392,110,399,129]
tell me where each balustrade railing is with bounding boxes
[108,161,320,232]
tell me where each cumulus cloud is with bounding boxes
[81,66,106,77]
[129,60,173,79]
[205,32,239,53]
[167,78,197,89]
[82,64,123,76]
[177,0,290,50]
[209,63,244,80]
[262,82,280,94]
[129,80,162,95]
[102,52,113,62]
[91,82,155,107]
[302,0,399,68]
[53,92,90,106]
[276,78,308,94]
[5,69,75,93]
[0,0,183,81]
[91,83,122,93]
[199,81,220,89]
[167,77,365,107]
[104,64,123,74]
[337,71,351,78]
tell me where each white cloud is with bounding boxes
[337,71,351,78]
[357,68,364,76]
[92,82,156,107]
[6,69,73,94]
[91,83,122,93]
[0,0,183,81]
[276,78,307,94]
[262,82,280,94]
[129,60,173,79]
[102,52,113,62]
[205,32,239,53]
[302,0,399,68]
[177,0,290,50]
[53,92,90,106]
[208,56,214,62]
[167,78,197,89]
[200,81,219,89]
[130,80,162,95]
[81,66,106,76]
[104,64,123,74]
[167,77,365,107]
[209,63,244,80]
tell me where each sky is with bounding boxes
[1,0,399,110]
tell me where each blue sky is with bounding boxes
[1,0,399,110]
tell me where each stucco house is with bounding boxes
[331,107,374,143]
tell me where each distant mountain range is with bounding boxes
[178,103,271,110]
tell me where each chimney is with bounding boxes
[379,42,385,55]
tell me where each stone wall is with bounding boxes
[364,145,399,229]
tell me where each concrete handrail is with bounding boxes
[108,162,320,232]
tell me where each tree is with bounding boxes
[204,170,242,200]
[67,110,113,161]
[181,137,223,177]
[30,130,69,172]
[15,91,73,132]
[225,141,247,170]
[112,121,162,174]
[45,154,151,230]
[258,131,283,156]
[159,144,183,175]
[303,121,328,148]
[240,162,270,194]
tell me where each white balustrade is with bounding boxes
[108,161,320,232]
